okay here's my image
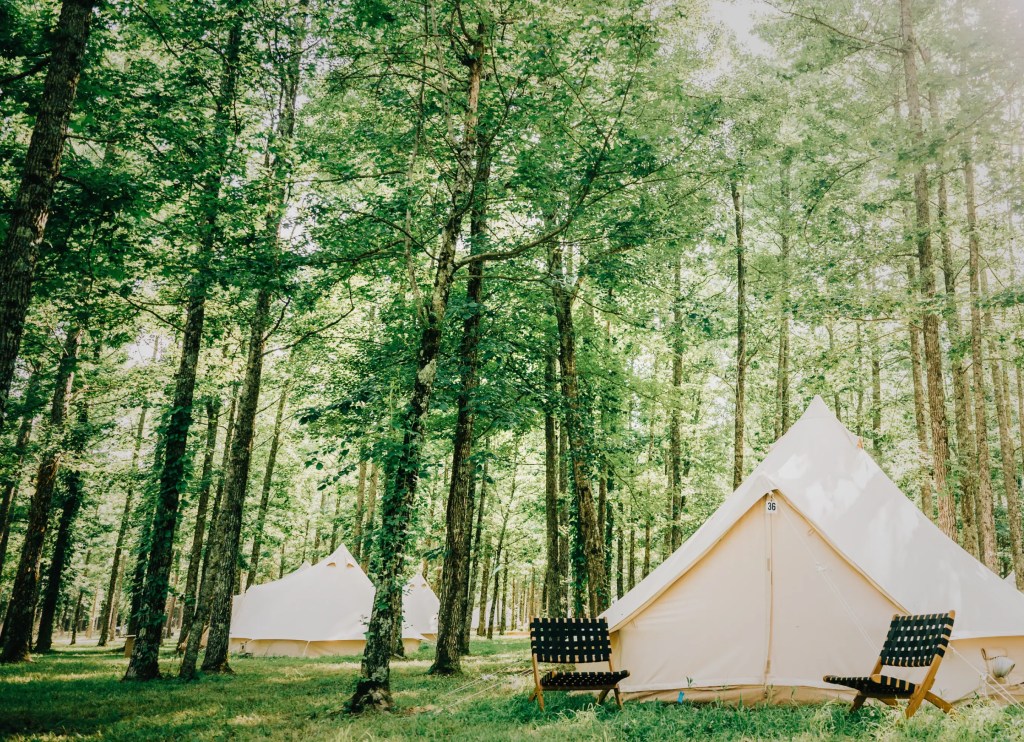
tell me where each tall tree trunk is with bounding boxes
[175,398,219,650]
[986,320,1024,586]
[125,7,244,680]
[361,463,378,569]
[907,262,936,523]
[932,123,978,547]
[549,243,607,616]
[431,145,491,674]
[0,325,82,663]
[0,369,43,588]
[36,461,85,652]
[775,155,792,438]
[247,386,288,589]
[543,353,561,617]
[475,535,491,637]
[350,23,486,712]
[0,0,94,426]
[964,155,998,570]
[730,178,746,490]
[669,255,684,550]
[351,461,367,562]
[98,401,149,647]
[900,0,954,538]
[202,291,272,673]
[464,458,487,648]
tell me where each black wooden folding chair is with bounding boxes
[528,617,629,711]
[824,611,956,718]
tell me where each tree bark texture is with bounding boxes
[0,0,94,427]
[1,325,82,663]
[125,8,243,682]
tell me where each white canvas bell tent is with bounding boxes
[599,396,1024,705]
[229,543,424,657]
[403,572,440,641]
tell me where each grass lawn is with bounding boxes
[2,637,1024,741]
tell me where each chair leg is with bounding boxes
[529,689,537,703]
[597,689,610,704]
[925,691,953,714]
[904,691,926,719]
[879,698,898,708]
[849,694,867,713]
[614,687,623,710]
[537,688,545,711]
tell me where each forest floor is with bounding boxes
[1,637,1023,741]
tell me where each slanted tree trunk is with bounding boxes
[0,0,95,425]
[730,178,746,490]
[98,401,150,647]
[34,463,84,653]
[430,146,491,675]
[247,386,288,589]
[175,398,219,650]
[900,0,954,538]
[202,291,272,673]
[350,22,487,713]
[0,325,82,663]
[124,8,244,681]
[964,154,998,571]
[0,369,43,586]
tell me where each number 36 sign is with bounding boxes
[766,498,778,514]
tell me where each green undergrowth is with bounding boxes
[2,637,1023,740]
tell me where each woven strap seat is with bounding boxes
[823,674,917,697]
[823,611,955,719]
[540,670,630,690]
[529,617,629,710]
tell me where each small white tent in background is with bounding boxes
[229,543,423,657]
[403,572,440,641]
[598,397,1024,705]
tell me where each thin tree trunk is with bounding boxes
[175,397,219,650]
[0,0,95,425]
[934,155,978,547]
[669,255,684,550]
[475,535,491,637]
[1,325,82,663]
[730,178,746,490]
[247,386,288,588]
[543,353,561,617]
[350,22,487,712]
[643,519,651,577]
[900,0,954,538]
[464,458,487,648]
[351,461,367,562]
[430,144,491,674]
[35,464,85,653]
[907,262,936,523]
[628,525,636,591]
[776,154,792,438]
[979,257,1022,581]
[125,8,243,681]
[202,292,272,673]
[549,242,607,616]
[0,369,42,588]
[361,463,378,569]
[965,155,998,571]
[99,401,150,647]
